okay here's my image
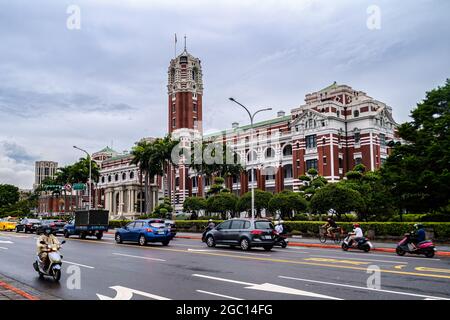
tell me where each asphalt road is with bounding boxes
[0,230,449,300]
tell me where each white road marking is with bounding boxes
[309,255,408,265]
[0,247,8,250]
[192,274,341,300]
[196,290,243,300]
[97,286,171,300]
[0,240,13,244]
[112,252,166,262]
[188,248,216,252]
[278,275,450,300]
[65,261,95,269]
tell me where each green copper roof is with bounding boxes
[97,146,118,154]
[319,81,338,92]
[203,115,291,139]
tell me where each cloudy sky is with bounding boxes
[0,0,449,189]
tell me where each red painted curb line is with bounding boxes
[0,281,39,300]
[174,236,450,257]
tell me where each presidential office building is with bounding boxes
[95,46,400,216]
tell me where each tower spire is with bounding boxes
[184,34,187,52]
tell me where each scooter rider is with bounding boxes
[348,223,363,247]
[36,227,60,268]
[411,223,426,249]
[202,219,215,241]
[322,217,338,237]
[275,221,284,234]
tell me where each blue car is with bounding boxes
[115,219,173,246]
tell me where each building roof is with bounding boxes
[96,146,118,154]
[203,115,291,139]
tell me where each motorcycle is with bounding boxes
[341,235,373,252]
[396,233,436,258]
[273,231,288,248]
[33,240,65,282]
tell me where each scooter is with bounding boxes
[273,231,288,248]
[341,235,373,252]
[396,233,436,258]
[33,240,65,282]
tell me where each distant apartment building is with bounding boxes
[34,161,58,189]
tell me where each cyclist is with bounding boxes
[322,217,338,238]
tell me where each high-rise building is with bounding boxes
[34,161,58,189]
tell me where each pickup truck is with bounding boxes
[63,210,109,240]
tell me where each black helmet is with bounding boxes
[44,227,52,236]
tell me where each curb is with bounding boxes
[174,235,450,257]
[0,280,39,300]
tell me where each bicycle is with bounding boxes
[319,226,342,244]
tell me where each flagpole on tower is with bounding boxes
[174,33,177,58]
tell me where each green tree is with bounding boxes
[206,192,238,219]
[236,189,273,218]
[183,196,207,219]
[310,184,364,219]
[153,197,174,218]
[268,190,308,219]
[0,184,19,208]
[381,79,450,215]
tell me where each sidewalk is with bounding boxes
[174,232,450,256]
[0,273,59,300]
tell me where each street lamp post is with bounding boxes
[229,97,272,221]
[73,146,92,211]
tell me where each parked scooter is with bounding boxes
[396,233,436,258]
[273,231,289,248]
[341,235,373,252]
[33,240,65,282]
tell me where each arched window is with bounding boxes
[130,171,134,179]
[247,150,257,162]
[263,166,276,181]
[101,176,105,183]
[115,174,119,182]
[122,173,126,181]
[108,175,111,182]
[265,147,275,159]
[247,169,257,182]
[283,164,293,179]
[282,145,292,157]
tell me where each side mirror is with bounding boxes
[61,240,66,244]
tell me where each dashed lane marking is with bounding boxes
[196,290,243,300]
[415,267,450,274]
[278,275,450,300]
[64,261,95,269]
[309,255,408,265]
[112,253,166,262]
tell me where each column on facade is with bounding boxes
[256,168,265,191]
[240,171,248,196]
[275,165,284,193]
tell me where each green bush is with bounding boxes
[291,214,309,221]
[109,220,132,229]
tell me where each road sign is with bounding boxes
[73,183,86,190]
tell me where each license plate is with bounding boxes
[263,235,272,240]
[158,231,164,234]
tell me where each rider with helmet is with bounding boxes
[36,226,60,268]
[348,223,363,247]
[411,224,426,248]
[322,217,338,237]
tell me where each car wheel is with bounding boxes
[206,235,215,248]
[263,245,273,251]
[342,243,349,251]
[138,235,147,246]
[240,238,250,251]
[115,234,122,244]
[64,231,70,238]
[96,232,103,240]
[162,240,170,246]
[15,227,19,233]
[80,232,86,239]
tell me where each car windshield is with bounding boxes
[149,223,165,228]
[254,221,274,229]
[28,219,40,223]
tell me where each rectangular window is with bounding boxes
[305,135,317,149]
[172,118,176,128]
[339,157,343,168]
[193,103,197,112]
[355,157,362,165]
[323,156,327,165]
[172,103,176,113]
[380,133,386,146]
[354,132,360,144]
[306,159,318,170]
